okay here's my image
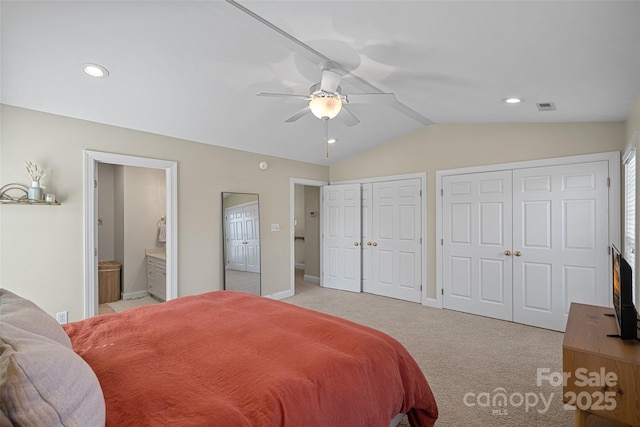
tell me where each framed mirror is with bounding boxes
[222,192,261,295]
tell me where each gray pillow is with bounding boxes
[0,290,106,426]
[0,288,72,348]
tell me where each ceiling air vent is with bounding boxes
[536,102,556,112]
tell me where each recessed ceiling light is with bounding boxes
[83,63,109,78]
[327,138,337,144]
[503,97,524,104]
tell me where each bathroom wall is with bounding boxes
[303,186,320,281]
[98,163,116,262]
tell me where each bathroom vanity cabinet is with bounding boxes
[147,255,166,301]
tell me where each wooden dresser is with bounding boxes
[563,303,640,426]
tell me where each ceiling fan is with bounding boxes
[257,67,397,127]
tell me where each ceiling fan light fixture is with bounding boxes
[309,94,342,119]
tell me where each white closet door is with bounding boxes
[512,161,609,331]
[323,184,362,292]
[226,207,247,271]
[243,203,261,274]
[361,184,373,293]
[371,179,422,302]
[442,171,514,320]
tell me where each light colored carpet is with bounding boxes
[224,269,260,295]
[106,296,161,313]
[283,272,620,427]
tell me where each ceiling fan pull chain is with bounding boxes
[324,118,330,157]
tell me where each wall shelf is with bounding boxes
[0,183,60,205]
[0,199,60,206]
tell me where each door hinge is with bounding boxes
[441,238,443,245]
[441,188,443,196]
[94,179,98,189]
[441,288,444,295]
[94,248,97,256]
[419,190,422,197]
[420,285,422,291]
[608,245,611,255]
[607,177,611,187]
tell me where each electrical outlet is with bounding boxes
[55,311,68,324]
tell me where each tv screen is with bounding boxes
[610,244,638,340]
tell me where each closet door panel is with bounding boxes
[371,179,422,303]
[442,171,513,320]
[512,161,609,331]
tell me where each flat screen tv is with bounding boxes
[609,245,638,340]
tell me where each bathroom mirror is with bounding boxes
[222,192,261,295]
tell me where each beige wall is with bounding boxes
[626,92,640,144]
[330,122,626,299]
[0,105,328,321]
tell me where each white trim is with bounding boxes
[333,172,429,306]
[303,274,320,284]
[625,130,639,309]
[435,151,621,310]
[265,289,295,300]
[83,150,178,319]
[290,178,328,296]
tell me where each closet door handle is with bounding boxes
[367,241,372,246]
[514,251,521,257]
[354,242,360,246]
[372,242,378,247]
[504,250,511,256]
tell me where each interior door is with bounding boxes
[442,171,514,320]
[226,206,246,271]
[371,179,422,302]
[323,184,362,292]
[512,161,609,331]
[243,203,261,273]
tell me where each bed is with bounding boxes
[0,289,438,426]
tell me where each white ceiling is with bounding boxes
[2,1,640,166]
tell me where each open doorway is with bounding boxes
[289,178,326,295]
[83,151,178,319]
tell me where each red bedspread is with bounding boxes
[64,291,438,426]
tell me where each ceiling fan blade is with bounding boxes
[284,106,311,123]
[257,92,310,101]
[338,106,360,127]
[344,93,397,104]
[320,69,341,93]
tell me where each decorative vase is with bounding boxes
[27,181,43,202]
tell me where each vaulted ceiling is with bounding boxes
[2,1,640,165]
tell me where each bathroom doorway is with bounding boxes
[83,151,178,318]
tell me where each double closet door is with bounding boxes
[442,161,610,331]
[323,179,422,303]
[225,202,260,273]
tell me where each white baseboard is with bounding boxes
[121,290,149,300]
[294,262,305,270]
[266,289,294,300]
[303,274,320,284]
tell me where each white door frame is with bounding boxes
[83,150,178,318]
[435,151,621,309]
